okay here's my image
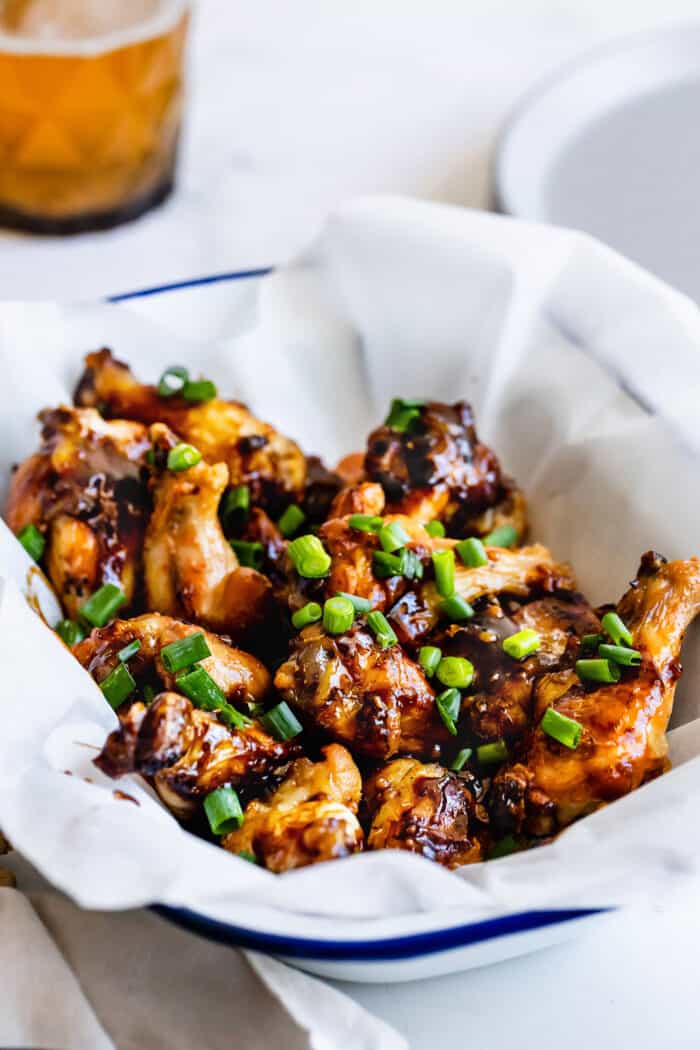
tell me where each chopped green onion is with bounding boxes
[161,632,211,673]
[436,656,475,689]
[366,610,398,649]
[502,629,541,661]
[100,662,136,709]
[424,520,445,538]
[142,684,156,703]
[450,747,473,772]
[117,640,141,663]
[541,707,582,749]
[436,687,461,735]
[372,550,404,578]
[204,786,244,836]
[373,547,423,581]
[384,398,424,432]
[348,514,384,533]
[336,592,373,614]
[291,602,323,630]
[260,700,303,741]
[277,503,306,538]
[418,645,442,677]
[482,524,518,548]
[323,595,355,634]
[17,523,45,562]
[221,485,250,531]
[288,534,332,578]
[378,521,410,553]
[157,365,188,397]
[167,442,202,472]
[176,666,252,730]
[489,834,521,860]
[55,619,85,647]
[575,658,621,684]
[601,611,634,648]
[182,378,217,402]
[80,583,126,628]
[401,549,424,580]
[580,632,604,653]
[432,548,455,597]
[145,449,156,466]
[456,537,488,568]
[598,643,642,667]
[230,540,264,570]
[476,739,509,765]
[238,850,258,864]
[439,595,474,622]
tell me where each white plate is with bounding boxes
[495,24,700,301]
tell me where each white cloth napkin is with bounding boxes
[0,858,406,1050]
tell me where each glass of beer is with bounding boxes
[0,0,190,234]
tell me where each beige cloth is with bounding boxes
[0,859,405,1050]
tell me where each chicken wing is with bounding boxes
[222,743,363,871]
[274,621,449,760]
[144,423,273,641]
[431,594,600,746]
[6,406,150,618]
[75,613,271,709]
[95,692,298,820]
[74,348,306,515]
[364,758,488,867]
[490,552,700,837]
[364,399,526,539]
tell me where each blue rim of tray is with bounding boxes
[108,266,608,962]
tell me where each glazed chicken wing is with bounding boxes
[364,400,526,539]
[491,552,700,837]
[6,406,150,618]
[75,348,307,514]
[75,613,271,708]
[274,621,449,760]
[95,692,299,820]
[222,743,363,871]
[144,423,273,641]
[365,758,488,868]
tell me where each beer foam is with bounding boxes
[0,0,188,54]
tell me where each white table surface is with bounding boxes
[4,2,700,1047]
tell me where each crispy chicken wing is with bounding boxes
[6,406,150,618]
[365,758,488,868]
[429,594,600,745]
[74,348,306,514]
[75,613,271,708]
[491,552,700,837]
[364,400,526,539]
[222,744,363,871]
[95,692,298,820]
[144,423,273,640]
[274,621,449,760]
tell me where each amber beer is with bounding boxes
[0,0,189,233]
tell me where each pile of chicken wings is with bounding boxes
[7,349,700,873]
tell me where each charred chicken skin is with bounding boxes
[6,406,150,618]
[143,423,273,641]
[364,400,526,540]
[74,348,307,514]
[365,758,488,867]
[222,744,363,871]
[491,553,700,837]
[96,692,299,820]
[274,621,449,760]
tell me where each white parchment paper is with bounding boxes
[2,197,700,939]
